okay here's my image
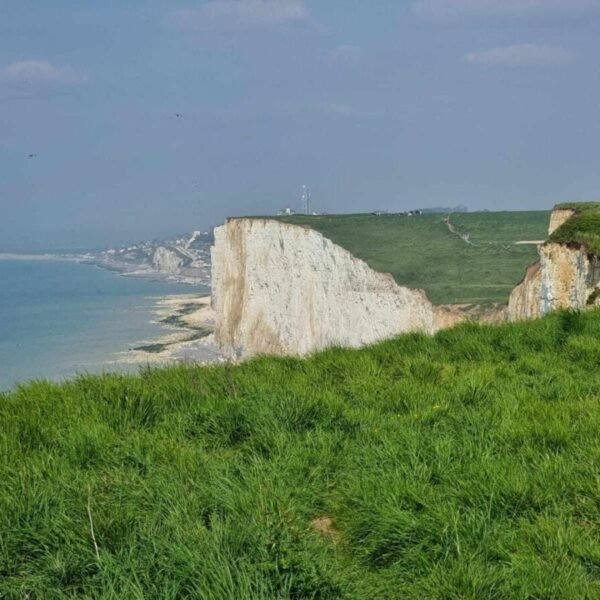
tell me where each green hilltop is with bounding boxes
[2,310,600,597]
[549,202,600,254]
[276,211,550,305]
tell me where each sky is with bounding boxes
[1,0,600,250]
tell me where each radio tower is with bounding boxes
[301,185,311,215]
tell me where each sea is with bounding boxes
[0,258,208,392]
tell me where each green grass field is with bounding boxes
[550,202,600,254]
[276,211,550,305]
[3,309,600,598]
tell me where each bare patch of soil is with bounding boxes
[310,516,341,543]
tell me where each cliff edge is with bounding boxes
[508,203,600,320]
[212,205,600,358]
[211,218,435,358]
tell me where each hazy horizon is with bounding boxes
[0,205,554,253]
[2,1,600,250]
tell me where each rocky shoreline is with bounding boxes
[117,294,225,367]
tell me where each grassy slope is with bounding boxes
[276,211,549,305]
[3,310,600,598]
[550,202,600,254]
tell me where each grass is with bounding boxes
[550,202,600,254]
[554,202,600,212]
[275,211,550,305]
[2,309,600,598]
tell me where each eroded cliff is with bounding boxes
[508,207,600,320]
[211,218,436,358]
[212,207,599,357]
[152,246,186,275]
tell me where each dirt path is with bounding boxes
[445,216,542,250]
[444,215,478,246]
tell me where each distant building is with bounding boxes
[277,207,296,216]
[372,210,424,217]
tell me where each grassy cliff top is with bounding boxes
[554,201,600,211]
[2,311,600,597]
[275,211,550,305]
[549,202,600,253]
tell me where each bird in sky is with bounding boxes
[27,154,37,158]
[175,113,183,118]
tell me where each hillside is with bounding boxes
[79,230,213,286]
[276,211,550,305]
[2,310,600,598]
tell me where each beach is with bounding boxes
[0,259,214,391]
[117,294,224,367]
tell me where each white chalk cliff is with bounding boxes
[151,246,186,275]
[211,209,599,358]
[211,218,435,358]
[508,209,600,320]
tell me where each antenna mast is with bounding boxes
[302,185,311,215]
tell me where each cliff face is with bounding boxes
[507,262,542,320]
[508,244,594,319]
[548,209,575,236]
[508,208,600,320]
[152,247,186,275]
[538,243,593,311]
[211,219,435,358]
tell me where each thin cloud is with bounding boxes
[464,44,573,67]
[329,45,365,66]
[172,0,309,31]
[414,0,600,19]
[3,60,80,84]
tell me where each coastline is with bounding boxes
[0,252,81,261]
[0,259,210,391]
[0,251,210,287]
[116,294,224,367]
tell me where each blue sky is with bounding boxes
[1,0,600,249]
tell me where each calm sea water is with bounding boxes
[0,259,207,391]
